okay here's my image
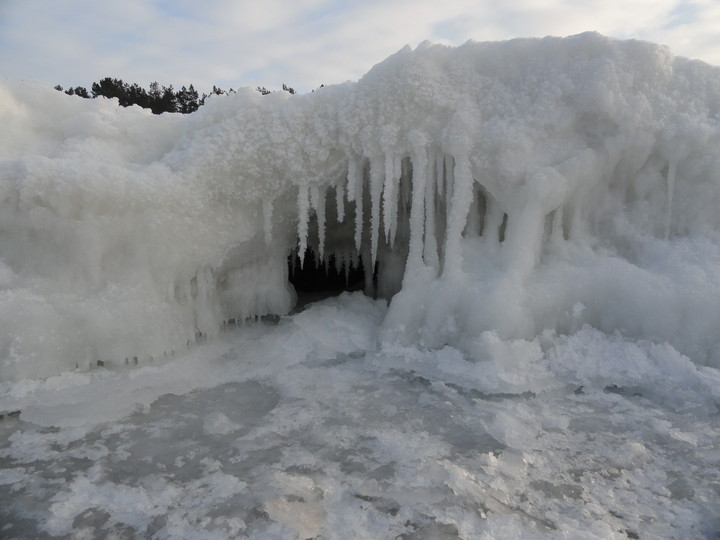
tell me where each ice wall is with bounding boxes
[2,32,720,379]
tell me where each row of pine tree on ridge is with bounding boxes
[55,77,298,115]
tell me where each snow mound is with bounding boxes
[2,32,720,379]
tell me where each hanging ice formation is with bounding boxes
[2,32,720,379]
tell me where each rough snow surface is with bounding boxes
[0,294,718,539]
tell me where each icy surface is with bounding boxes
[1,32,720,538]
[0,294,718,539]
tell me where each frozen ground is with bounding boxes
[1,293,718,539]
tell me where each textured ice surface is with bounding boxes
[0,294,718,539]
[2,32,720,378]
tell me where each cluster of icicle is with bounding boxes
[292,149,476,285]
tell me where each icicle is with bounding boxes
[335,177,346,223]
[665,156,678,239]
[427,151,436,193]
[370,156,384,266]
[483,192,504,245]
[393,154,402,244]
[344,253,350,286]
[354,159,365,252]
[464,184,481,237]
[346,157,361,203]
[362,247,374,297]
[310,185,326,259]
[262,198,273,246]
[551,206,564,245]
[401,158,412,208]
[383,154,397,242]
[444,155,455,240]
[436,150,445,198]
[297,183,310,267]
[310,184,320,211]
[407,148,428,274]
[424,157,439,271]
[394,157,412,248]
[383,153,398,244]
[443,154,473,279]
[323,249,331,275]
[445,154,455,214]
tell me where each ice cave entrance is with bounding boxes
[4,33,720,380]
[288,250,371,308]
[285,181,393,310]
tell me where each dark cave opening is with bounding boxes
[288,249,376,308]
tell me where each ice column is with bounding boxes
[406,142,428,278]
[442,154,473,279]
[383,153,399,245]
[665,156,678,239]
[346,157,364,252]
[370,156,384,265]
[335,177,346,223]
[263,199,273,246]
[310,185,326,259]
[297,183,310,266]
[424,152,439,272]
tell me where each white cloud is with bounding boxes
[0,0,718,94]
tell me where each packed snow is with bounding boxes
[1,32,719,538]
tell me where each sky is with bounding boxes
[0,0,718,95]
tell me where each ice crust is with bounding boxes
[2,32,720,378]
[1,294,718,538]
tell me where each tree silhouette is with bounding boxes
[176,85,200,114]
[55,78,296,113]
[55,85,90,98]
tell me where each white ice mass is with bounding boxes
[1,33,719,539]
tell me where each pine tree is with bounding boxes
[159,85,177,114]
[176,85,200,114]
[54,78,281,113]
[91,78,125,102]
[72,86,90,98]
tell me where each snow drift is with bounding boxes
[1,32,720,379]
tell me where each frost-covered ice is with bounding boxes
[1,294,719,539]
[1,32,720,538]
[2,32,720,377]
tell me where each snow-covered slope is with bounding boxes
[2,32,720,379]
